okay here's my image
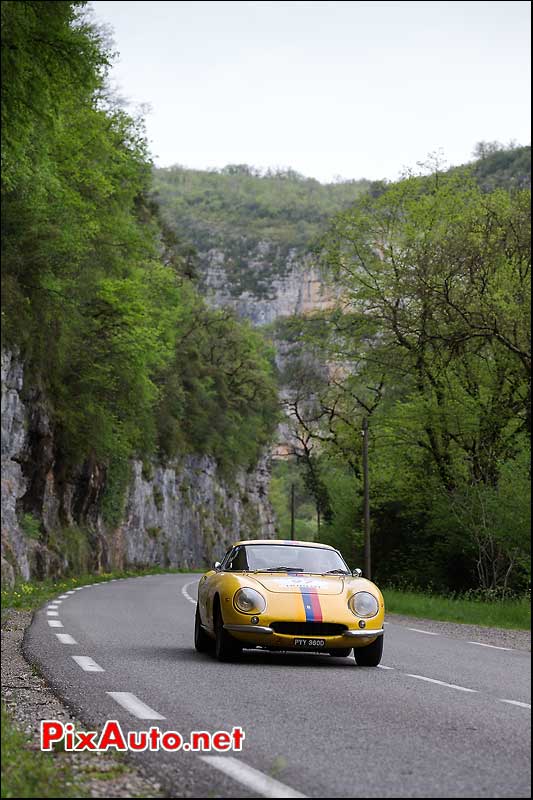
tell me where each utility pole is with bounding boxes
[362,416,371,578]
[290,483,295,540]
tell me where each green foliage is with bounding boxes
[19,513,41,541]
[152,486,164,511]
[101,456,131,527]
[48,525,91,575]
[282,163,531,593]
[468,142,531,192]
[269,460,318,540]
[1,1,279,509]
[1,705,84,798]
[383,588,531,630]
[156,308,280,471]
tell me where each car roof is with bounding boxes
[231,539,336,550]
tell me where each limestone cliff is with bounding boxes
[200,244,335,326]
[1,350,274,585]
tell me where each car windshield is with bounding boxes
[225,544,349,574]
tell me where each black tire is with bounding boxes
[353,635,383,667]
[194,604,212,653]
[214,602,242,662]
[330,648,352,658]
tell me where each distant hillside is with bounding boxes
[152,166,371,298]
[468,143,531,192]
[152,144,530,312]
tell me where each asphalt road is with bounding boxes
[24,573,531,798]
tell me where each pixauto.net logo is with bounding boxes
[41,720,245,753]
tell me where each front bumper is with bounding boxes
[223,623,384,648]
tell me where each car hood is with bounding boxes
[250,573,346,595]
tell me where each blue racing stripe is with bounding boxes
[300,590,315,622]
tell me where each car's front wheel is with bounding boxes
[214,603,242,662]
[194,604,212,653]
[353,635,383,667]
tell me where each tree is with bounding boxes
[286,166,531,591]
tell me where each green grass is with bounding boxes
[1,705,84,798]
[383,588,531,630]
[1,566,202,613]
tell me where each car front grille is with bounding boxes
[271,622,348,637]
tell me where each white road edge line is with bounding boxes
[56,634,78,645]
[406,673,477,693]
[58,595,69,599]
[182,581,198,605]
[406,628,440,636]
[65,591,76,595]
[48,620,63,628]
[72,656,104,673]
[200,756,307,799]
[467,641,513,651]
[107,692,165,720]
[377,665,395,670]
[499,698,531,709]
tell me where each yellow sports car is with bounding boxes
[194,539,385,666]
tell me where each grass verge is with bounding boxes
[1,566,201,614]
[1,705,84,798]
[383,588,530,630]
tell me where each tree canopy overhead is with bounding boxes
[1,1,279,526]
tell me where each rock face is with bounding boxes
[201,244,335,326]
[116,457,273,570]
[1,351,30,585]
[1,350,275,583]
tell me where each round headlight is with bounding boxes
[349,591,379,618]
[234,588,266,615]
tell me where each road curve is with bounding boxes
[24,573,531,798]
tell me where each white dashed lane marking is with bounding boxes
[200,756,307,799]
[467,641,513,651]
[107,692,165,720]
[58,595,69,599]
[48,620,63,628]
[47,610,59,616]
[406,628,440,636]
[56,634,78,645]
[377,665,395,670]
[72,656,104,673]
[406,673,478,693]
[499,698,531,710]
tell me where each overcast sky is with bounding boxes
[90,0,531,183]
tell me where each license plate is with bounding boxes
[293,638,326,648]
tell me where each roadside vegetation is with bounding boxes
[1,707,83,799]
[0,567,200,615]
[384,588,530,630]
[275,159,531,601]
[1,0,279,519]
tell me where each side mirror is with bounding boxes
[352,568,362,578]
[213,561,221,571]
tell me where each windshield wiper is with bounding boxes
[263,566,303,572]
[323,569,350,575]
